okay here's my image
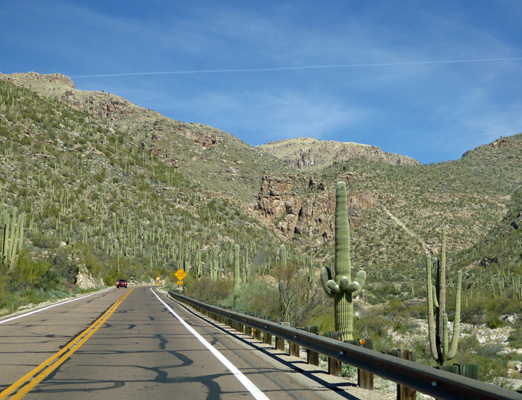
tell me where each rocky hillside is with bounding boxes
[0,72,290,204]
[258,137,420,170]
[2,71,522,294]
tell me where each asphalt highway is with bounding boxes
[0,287,368,400]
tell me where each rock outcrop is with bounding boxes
[258,137,420,169]
[255,174,377,241]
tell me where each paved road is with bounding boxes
[0,286,370,400]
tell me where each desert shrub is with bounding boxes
[31,233,61,249]
[459,334,480,352]
[486,316,504,329]
[236,279,279,317]
[385,298,405,317]
[508,319,522,347]
[103,266,122,288]
[355,314,392,340]
[475,343,505,358]
[270,262,324,323]
[185,278,232,304]
[48,248,80,283]
[8,250,52,289]
[311,309,335,333]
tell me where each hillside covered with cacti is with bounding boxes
[1,72,522,388]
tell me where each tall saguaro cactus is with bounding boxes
[320,182,366,341]
[427,228,462,366]
[234,243,240,297]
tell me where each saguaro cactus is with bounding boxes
[427,228,462,366]
[1,210,24,271]
[320,182,366,341]
[234,243,240,297]
[279,244,287,267]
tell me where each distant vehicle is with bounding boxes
[116,279,127,288]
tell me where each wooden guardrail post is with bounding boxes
[244,312,253,336]
[437,364,479,379]
[289,322,300,357]
[301,326,319,365]
[398,350,416,400]
[353,339,374,390]
[235,311,245,333]
[263,331,273,345]
[323,332,342,376]
[275,321,288,351]
[455,364,479,380]
[384,349,416,399]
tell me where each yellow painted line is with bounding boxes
[0,288,135,400]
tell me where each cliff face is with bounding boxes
[258,137,420,169]
[255,174,377,242]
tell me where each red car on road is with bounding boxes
[116,279,127,288]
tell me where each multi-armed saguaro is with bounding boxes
[320,181,366,341]
[426,227,462,366]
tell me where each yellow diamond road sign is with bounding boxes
[175,269,187,281]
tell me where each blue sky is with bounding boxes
[2,0,522,164]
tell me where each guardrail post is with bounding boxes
[245,312,253,336]
[301,326,319,365]
[437,364,479,380]
[289,322,300,357]
[236,311,245,333]
[398,350,416,400]
[324,332,342,376]
[245,325,252,336]
[356,339,374,390]
[275,320,288,351]
[456,364,479,380]
[384,349,416,399]
[275,336,285,351]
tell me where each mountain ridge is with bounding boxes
[258,137,420,170]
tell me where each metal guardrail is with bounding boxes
[168,291,521,400]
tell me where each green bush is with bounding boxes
[234,279,278,316]
[485,315,504,329]
[184,277,232,304]
[30,233,61,249]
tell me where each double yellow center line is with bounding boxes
[0,288,134,400]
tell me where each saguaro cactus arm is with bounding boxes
[320,266,338,297]
[348,270,366,296]
[426,255,439,361]
[447,271,462,360]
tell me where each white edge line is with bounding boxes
[151,288,270,400]
[0,288,113,325]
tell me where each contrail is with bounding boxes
[70,57,522,78]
